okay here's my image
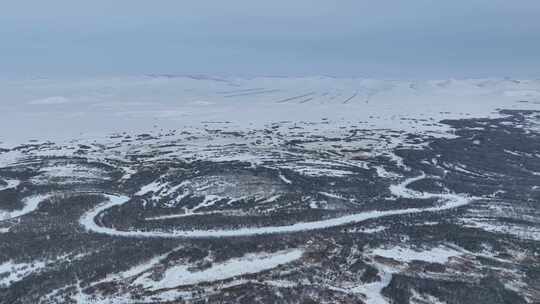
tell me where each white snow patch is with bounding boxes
[2,76,540,144]
[410,289,447,304]
[278,173,292,184]
[95,248,182,286]
[355,226,387,234]
[79,194,131,235]
[318,191,348,201]
[259,194,281,204]
[0,179,20,191]
[462,219,540,241]
[0,260,47,287]
[135,180,166,196]
[368,245,462,264]
[31,164,107,185]
[349,263,394,304]
[79,174,474,238]
[134,249,303,289]
[0,194,52,221]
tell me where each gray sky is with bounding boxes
[1,0,539,78]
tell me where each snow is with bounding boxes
[0,194,52,221]
[410,289,447,304]
[368,245,462,264]
[135,180,165,196]
[83,248,302,302]
[2,75,539,303]
[263,279,298,288]
[95,248,182,285]
[349,244,460,303]
[283,165,354,177]
[0,150,25,168]
[375,166,400,179]
[345,246,464,304]
[0,260,47,287]
[278,173,292,184]
[30,164,107,185]
[134,249,303,289]
[351,226,387,234]
[259,194,281,204]
[460,201,540,241]
[68,289,192,304]
[349,263,394,304]
[79,174,474,238]
[79,194,132,235]
[0,179,20,191]
[462,219,540,241]
[1,76,539,145]
[318,191,348,201]
[388,174,431,199]
[349,243,458,303]
[0,75,537,302]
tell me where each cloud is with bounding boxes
[28,96,70,105]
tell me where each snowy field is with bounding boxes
[0,76,539,304]
[0,76,539,145]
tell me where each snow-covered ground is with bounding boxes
[30,164,108,185]
[1,76,539,145]
[79,174,474,238]
[0,179,20,191]
[134,249,303,289]
[1,76,539,303]
[349,263,395,304]
[73,247,303,303]
[0,194,52,221]
[367,245,462,264]
[0,260,47,288]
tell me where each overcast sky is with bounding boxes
[1,0,539,78]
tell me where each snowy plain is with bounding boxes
[1,76,539,145]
